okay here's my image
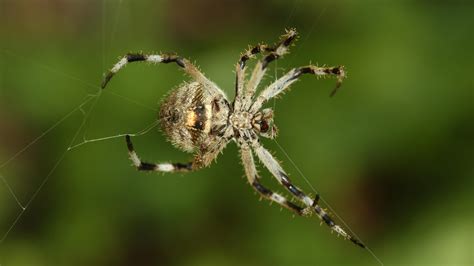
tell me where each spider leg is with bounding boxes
[252,141,365,248]
[233,43,273,110]
[250,64,345,113]
[241,144,305,215]
[194,135,231,168]
[101,52,219,92]
[243,29,298,110]
[125,135,194,172]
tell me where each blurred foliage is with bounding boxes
[0,0,473,265]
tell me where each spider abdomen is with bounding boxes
[159,82,230,152]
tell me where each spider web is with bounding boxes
[0,0,161,251]
[0,1,383,265]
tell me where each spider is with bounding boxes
[101,29,364,248]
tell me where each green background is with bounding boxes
[0,0,472,265]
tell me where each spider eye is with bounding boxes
[260,120,269,133]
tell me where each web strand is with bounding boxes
[102,0,106,72]
[0,95,95,169]
[3,50,99,93]
[0,95,95,219]
[104,90,158,111]
[67,119,159,151]
[0,174,25,210]
[273,140,384,265]
[109,0,124,57]
[1,90,101,243]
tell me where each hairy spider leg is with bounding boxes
[252,141,364,248]
[101,52,220,93]
[250,65,345,113]
[234,43,273,110]
[244,29,298,110]
[234,29,298,111]
[241,143,305,215]
[125,135,194,172]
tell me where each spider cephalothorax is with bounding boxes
[101,29,364,248]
